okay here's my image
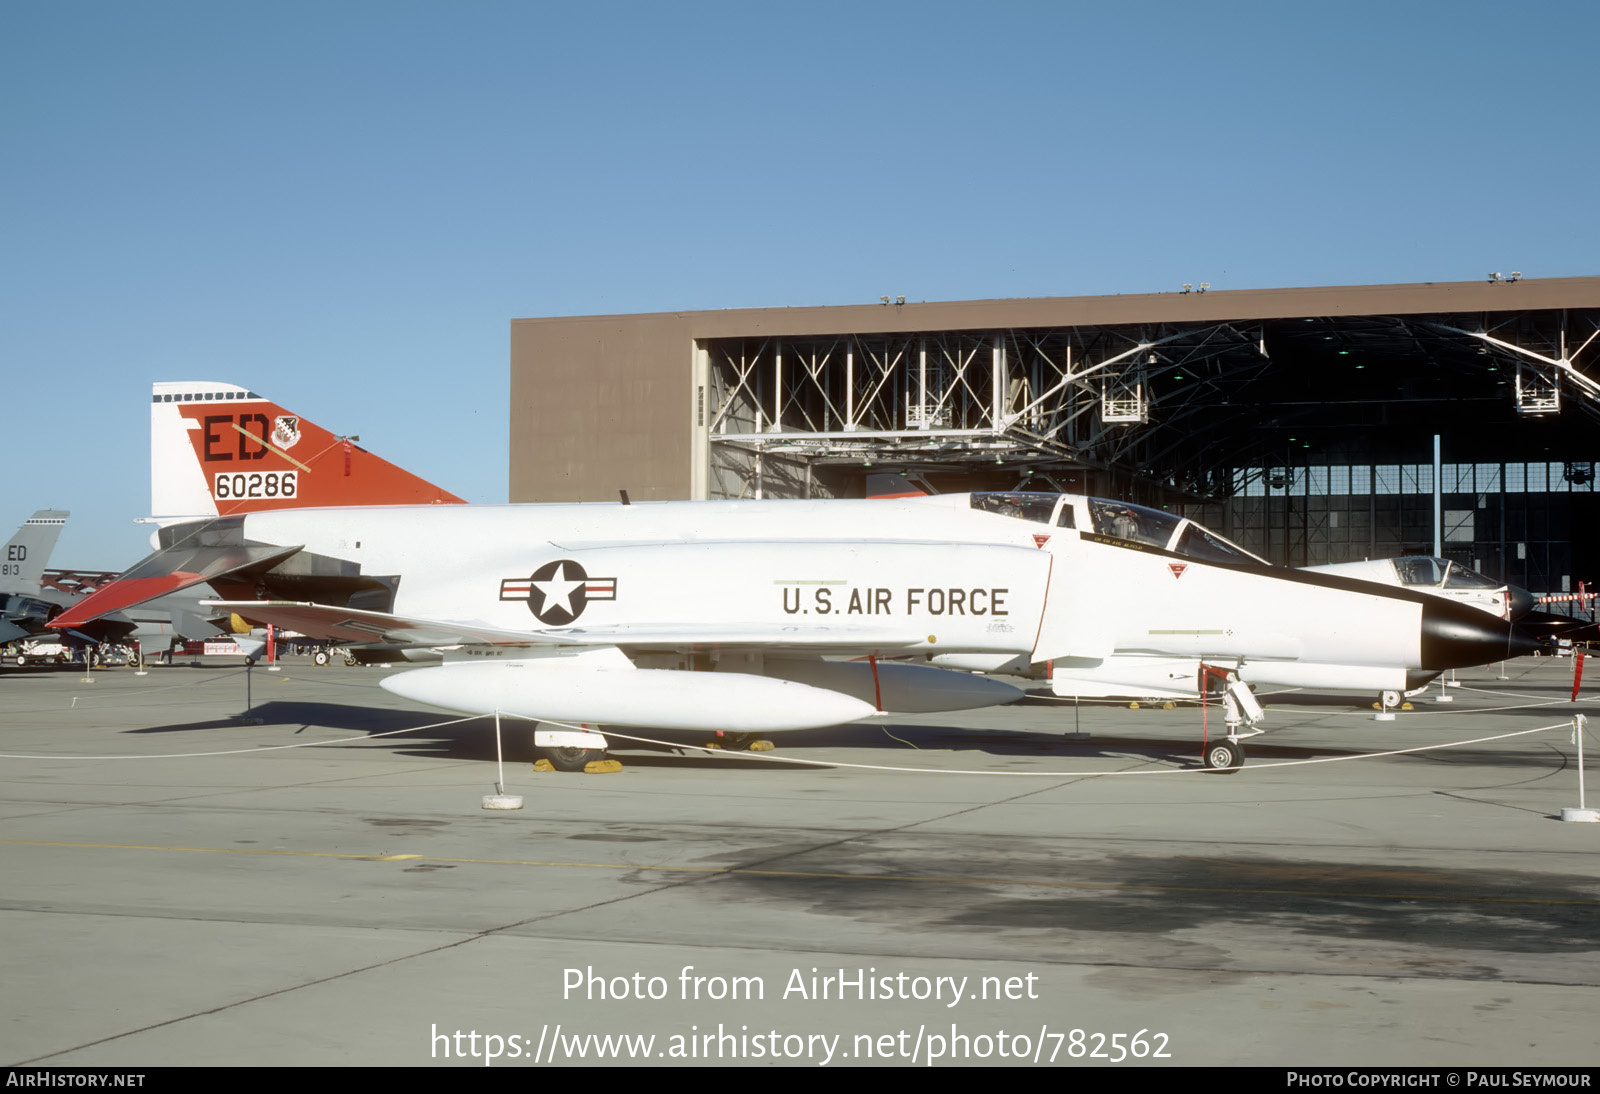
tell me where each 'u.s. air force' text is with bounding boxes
[781,587,1009,616]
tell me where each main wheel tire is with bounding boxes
[1203,740,1244,773]
[313,650,330,666]
[544,746,606,773]
[1380,689,1402,710]
[14,655,25,666]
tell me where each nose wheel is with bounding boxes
[1196,665,1262,773]
[1202,738,1245,773]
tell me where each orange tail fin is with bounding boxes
[150,381,464,518]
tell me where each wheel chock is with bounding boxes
[532,757,622,773]
[1162,701,1176,710]
[1129,702,1141,709]
[748,739,775,752]
[702,740,723,750]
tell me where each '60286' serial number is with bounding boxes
[214,471,297,500]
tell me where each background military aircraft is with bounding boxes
[1,510,69,645]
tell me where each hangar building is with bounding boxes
[510,276,1600,597]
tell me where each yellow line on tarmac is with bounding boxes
[3,839,1595,908]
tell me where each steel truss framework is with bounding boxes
[703,307,1600,504]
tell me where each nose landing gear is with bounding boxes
[1203,738,1245,773]
[1198,664,1265,773]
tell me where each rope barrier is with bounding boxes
[506,712,1582,778]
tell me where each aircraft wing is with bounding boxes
[203,600,926,654]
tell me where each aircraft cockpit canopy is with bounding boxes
[1085,498,1181,551]
[969,492,1072,526]
[1391,556,1502,590]
[968,492,1266,565]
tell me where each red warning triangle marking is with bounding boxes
[1032,534,1051,548]
[1168,563,1188,578]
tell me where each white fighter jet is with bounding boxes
[1297,557,1592,644]
[53,383,1538,771]
[1305,556,1529,620]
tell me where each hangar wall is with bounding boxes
[1185,462,1596,593]
[510,277,1600,590]
[509,312,695,502]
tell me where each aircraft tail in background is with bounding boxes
[3,510,68,595]
[150,381,466,519]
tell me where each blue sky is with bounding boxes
[4,1,1597,568]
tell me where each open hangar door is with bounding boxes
[702,302,1600,597]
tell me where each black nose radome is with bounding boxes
[1420,600,1542,669]
[1508,585,1538,619]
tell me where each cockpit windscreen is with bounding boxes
[1392,557,1447,587]
[970,493,1065,525]
[1087,498,1183,550]
[1443,563,1501,589]
[1174,522,1263,565]
[969,492,1264,563]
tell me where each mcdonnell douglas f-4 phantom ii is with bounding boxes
[1305,556,1595,643]
[1307,556,1530,621]
[52,383,1540,771]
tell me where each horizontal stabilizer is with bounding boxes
[50,542,303,629]
[171,608,225,640]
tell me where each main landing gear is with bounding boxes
[544,745,608,773]
[702,731,775,752]
[532,723,620,773]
